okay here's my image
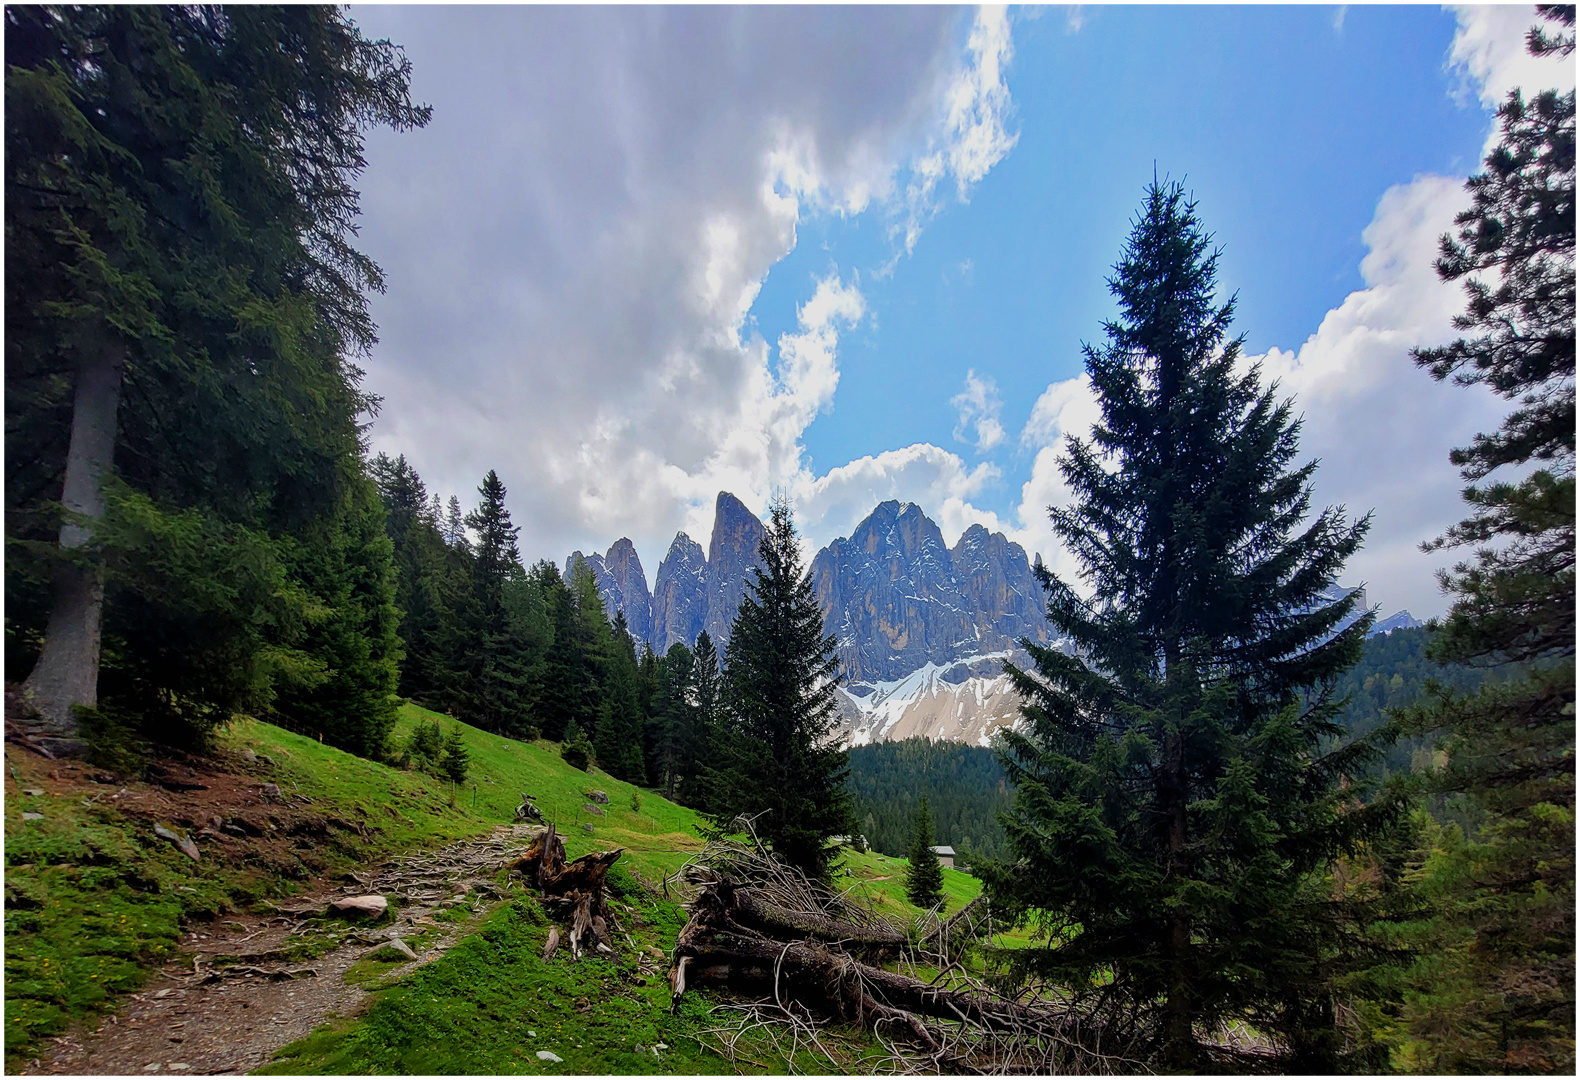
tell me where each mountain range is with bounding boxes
[566,492,1420,748]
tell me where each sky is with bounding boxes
[349,4,1572,620]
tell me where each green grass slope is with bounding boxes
[4,703,706,1066]
[7,701,1021,1073]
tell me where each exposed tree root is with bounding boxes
[510,822,624,958]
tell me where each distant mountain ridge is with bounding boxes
[567,492,1418,747]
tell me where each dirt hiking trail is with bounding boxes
[27,825,539,1077]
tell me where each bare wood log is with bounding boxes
[733,891,904,953]
[675,930,1056,1035]
[543,927,560,960]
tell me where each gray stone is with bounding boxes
[582,802,605,816]
[21,812,43,821]
[536,1051,563,1063]
[580,823,595,834]
[23,788,43,796]
[586,789,610,805]
[34,737,89,759]
[369,937,417,961]
[153,824,200,861]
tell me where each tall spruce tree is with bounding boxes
[1388,8,1575,1070]
[679,630,722,810]
[905,797,945,910]
[713,501,853,880]
[595,611,648,784]
[7,7,428,737]
[985,180,1385,1070]
[651,642,695,800]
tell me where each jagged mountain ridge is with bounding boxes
[565,493,1410,749]
[565,494,1049,680]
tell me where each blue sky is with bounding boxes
[351,4,1568,618]
[754,5,1487,508]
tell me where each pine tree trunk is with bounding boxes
[1161,644,1195,1068]
[20,343,126,734]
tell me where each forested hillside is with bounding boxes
[847,738,1010,861]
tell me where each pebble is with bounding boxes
[536,1051,563,1063]
[528,1030,537,1038]
[143,1064,161,1072]
[22,812,43,821]
[23,788,43,796]
[169,1066,190,1072]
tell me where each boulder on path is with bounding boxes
[582,803,605,816]
[586,789,609,804]
[328,894,388,919]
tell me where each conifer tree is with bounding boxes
[679,630,722,810]
[440,725,469,786]
[7,7,428,736]
[713,501,853,880]
[652,643,695,799]
[1388,9,1575,1069]
[595,611,648,783]
[271,471,402,759]
[905,797,945,910]
[459,471,541,735]
[985,180,1383,1070]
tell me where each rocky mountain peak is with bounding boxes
[652,532,708,654]
[702,492,766,649]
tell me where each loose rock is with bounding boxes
[586,789,610,804]
[580,823,595,834]
[368,937,417,961]
[582,803,605,816]
[153,824,200,861]
[23,787,43,796]
[328,894,388,918]
[22,812,43,821]
[536,1051,563,1063]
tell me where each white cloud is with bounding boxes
[352,7,1017,575]
[888,6,1019,266]
[792,443,1002,553]
[1448,3,1575,116]
[951,369,1007,452]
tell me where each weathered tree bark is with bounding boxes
[21,343,126,734]
[511,824,624,957]
[731,890,905,955]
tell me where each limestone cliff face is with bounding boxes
[564,542,654,650]
[809,501,1051,685]
[603,538,654,648]
[651,532,708,655]
[570,495,1056,747]
[702,491,766,650]
[948,525,1049,653]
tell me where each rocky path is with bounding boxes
[28,825,539,1077]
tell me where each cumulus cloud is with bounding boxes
[971,5,1562,619]
[792,443,1002,553]
[1448,3,1575,115]
[951,369,1007,452]
[352,6,1015,573]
